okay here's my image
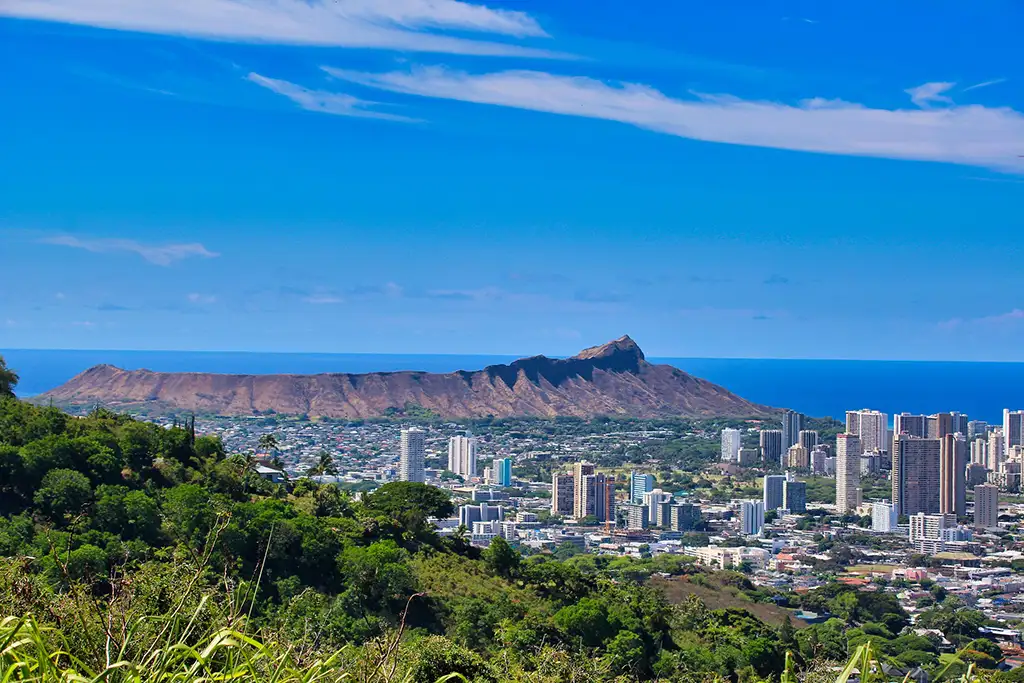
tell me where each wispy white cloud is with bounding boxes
[41,235,219,265]
[905,81,955,108]
[247,73,420,122]
[963,78,1008,93]
[939,309,1024,330]
[187,293,218,304]
[303,294,345,305]
[0,0,559,58]
[323,66,1024,172]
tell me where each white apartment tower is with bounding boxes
[721,428,742,463]
[846,409,888,454]
[447,434,478,478]
[872,502,898,532]
[836,433,862,513]
[399,427,426,483]
[989,430,1005,471]
[740,500,765,536]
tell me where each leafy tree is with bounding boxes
[483,536,520,579]
[605,630,645,676]
[33,468,92,524]
[65,543,108,582]
[163,484,216,548]
[0,355,18,398]
[338,540,414,614]
[362,482,453,534]
[554,597,614,647]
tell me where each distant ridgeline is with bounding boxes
[38,336,776,419]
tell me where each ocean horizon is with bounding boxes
[3,348,1022,424]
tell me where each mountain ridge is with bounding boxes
[40,336,776,418]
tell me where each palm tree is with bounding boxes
[0,355,19,398]
[257,433,279,455]
[313,450,337,477]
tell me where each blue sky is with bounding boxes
[2,0,1023,360]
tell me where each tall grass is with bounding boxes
[0,612,469,683]
[0,620,992,683]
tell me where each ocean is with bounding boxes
[3,348,1023,423]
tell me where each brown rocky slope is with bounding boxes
[41,336,775,418]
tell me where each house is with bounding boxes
[255,465,286,484]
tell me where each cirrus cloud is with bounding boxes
[247,73,421,122]
[0,0,559,58]
[321,66,1024,173]
[41,234,219,265]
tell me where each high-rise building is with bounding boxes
[970,438,988,466]
[644,488,673,527]
[893,413,927,439]
[940,434,967,517]
[989,430,1005,471]
[782,411,805,449]
[872,502,898,532]
[787,445,809,469]
[668,503,701,532]
[836,433,862,513]
[1004,410,1024,456]
[811,446,828,475]
[740,500,765,536]
[846,409,888,454]
[893,435,941,516]
[572,462,595,518]
[968,421,989,440]
[783,479,806,513]
[927,413,954,439]
[967,463,988,487]
[399,427,426,483]
[974,484,1000,530]
[551,473,574,516]
[458,502,503,528]
[623,503,649,530]
[759,429,783,466]
[629,471,655,503]
[493,458,513,487]
[798,430,820,453]
[951,412,969,437]
[573,462,612,522]
[447,434,478,478]
[737,448,760,466]
[763,474,787,511]
[721,429,742,462]
[909,512,956,546]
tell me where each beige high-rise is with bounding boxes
[974,484,999,530]
[939,433,967,517]
[836,433,862,513]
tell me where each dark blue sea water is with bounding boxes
[3,349,1023,423]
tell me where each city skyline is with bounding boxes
[2,2,1024,360]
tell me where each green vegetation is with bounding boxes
[0,377,803,682]
[0,356,1007,683]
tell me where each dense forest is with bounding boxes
[0,356,1013,681]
